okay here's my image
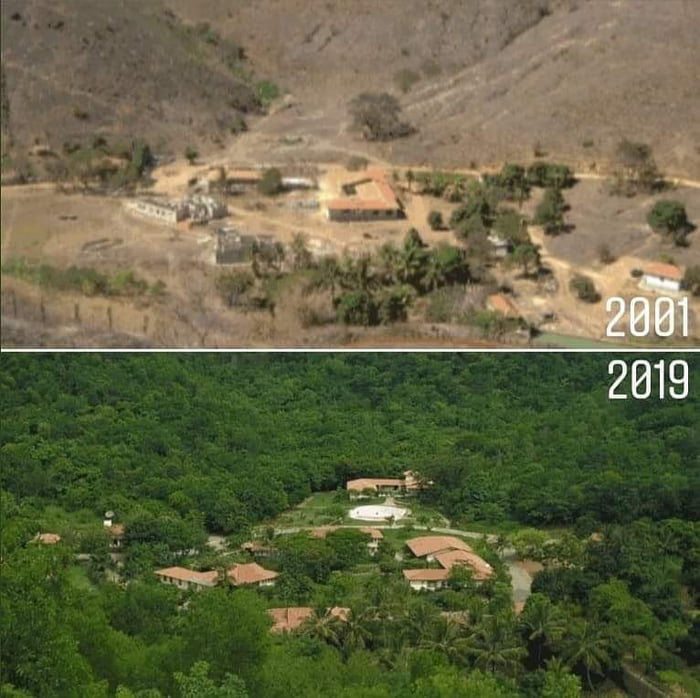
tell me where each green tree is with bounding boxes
[465,614,526,675]
[258,168,284,196]
[560,620,614,692]
[174,661,248,698]
[428,210,444,230]
[647,200,691,245]
[510,241,541,277]
[683,265,700,295]
[519,594,565,665]
[569,274,600,303]
[348,93,414,141]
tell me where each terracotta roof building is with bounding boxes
[346,478,405,494]
[403,568,450,591]
[433,549,494,581]
[227,562,278,587]
[326,168,402,222]
[641,262,683,293]
[155,567,219,591]
[241,540,275,556]
[405,535,473,560]
[268,606,350,633]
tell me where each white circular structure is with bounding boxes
[349,504,408,522]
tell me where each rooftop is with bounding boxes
[227,562,278,586]
[268,606,349,633]
[326,168,400,212]
[346,477,405,491]
[434,549,494,580]
[642,262,683,281]
[309,526,384,540]
[405,535,473,558]
[34,532,61,545]
[154,567,219,586]
[403,568,450,582]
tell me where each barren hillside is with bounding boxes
[2,0,699,175]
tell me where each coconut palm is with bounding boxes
[519,594,566,665]
[300,607,344,648]
[420,616,469,665]
[465,613,526,675]
[560,619,613,692]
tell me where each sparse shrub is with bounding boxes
[347,156,369,172]
[72,105,89,121]
[336,290,379,326]
[256,80,281,107]
[421,59,442,78]
[230,113,247,134]
[348,92,414,141]
[215,270,255,308]
[570,274,601,303]
[184,146,198,165]
[612,139,663,195]
[598,244,616,265]
[683,265,700,295]
[394,69,421,93]
[258,168,284,196]
[427,210,444,230]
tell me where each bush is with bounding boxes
[569,274,600,303]
[258,168,284,196]
[598,244,616,265]
[612,139,663,194]
[394,69,421,93]
[215,270,255,308]
[683,265,700,295]
[427,210,444,230]
[347,156,369,172]
[526,162,575,189]
[647,200,690,245]
[348,92,414,141]
[230,113,247,135]
[256,80,280,107]
[184,147,198,165]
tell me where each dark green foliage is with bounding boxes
[526,163,575,189]
[569,274,601,303]
[611,139,663,195]
[647,200,692,245]
[427,210,444,230]
[215,270,255,308]
[683,265,700,295]
[533,188,567,234]
[258,168,284,196]
[185,146,199,164]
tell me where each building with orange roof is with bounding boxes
[487,293,521,319]
[346,477,405,496]
[267,606,350,633]
[154,566,219,591]
[405,535,473,561]
[433,549,494,581]
[227,562,278,587]
[641,262,683,293]
[326,168,402,222]
[241,540,275,557]
[403,568,450,591]
[34,532,61,545]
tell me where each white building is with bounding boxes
[641,263,683,293]
[403,568,449,591]
[155,567,219,591]
[128,199,188,224]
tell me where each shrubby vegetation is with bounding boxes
[348,93,414,141]
[1,354,698,696]
[1,258,165,299]
[647,200,693,246]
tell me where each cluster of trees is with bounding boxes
[1,354,698,695]
[610,139,664,197]
[348,93,414,142]
[2,259,166,299]
[647,200,694,247]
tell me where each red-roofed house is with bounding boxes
[403,568,450,591]
[268,606,350,633]
[641,263,683,293]
[154,567,219,591]
[405,536,473,561]
[326,168,402,222]
[227,562,278,587]
[346,478,405,497]
[433,549,494,581]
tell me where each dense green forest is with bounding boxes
[1,354,698,697]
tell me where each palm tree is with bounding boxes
[519,594,566,665]
[465,613,526,676]
[420,616,469,665]
[300,607,344,648]
[339,607,375,657]
[560,620,613,692]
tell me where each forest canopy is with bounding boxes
[1,354,698,697]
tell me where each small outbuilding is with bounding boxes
[641,263,683,293]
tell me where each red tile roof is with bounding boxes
[346,478,405,491]
[403,568,450,582]
[268,606,349,633]
[155,567,219,587]
[434,549,494,581]
[227,562,278,586]
[108,524,125,537]
[643,263,683,281]
[405,536,473,558]
[327,168,400,212]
